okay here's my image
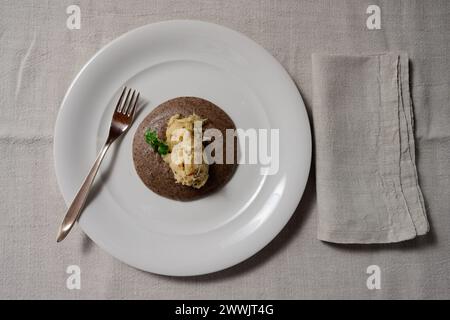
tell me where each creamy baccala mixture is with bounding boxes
[163,114,209,189]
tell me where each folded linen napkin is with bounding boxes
[312,53,429,244]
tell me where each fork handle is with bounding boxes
[57,141,112,242]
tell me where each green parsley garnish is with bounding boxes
[145,130,169,155]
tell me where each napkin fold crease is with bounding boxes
[312,52,429,244]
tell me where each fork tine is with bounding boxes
[124,90,136,115]
[128,91,140,118]
[119,88,132,113]
[116,87,127,111]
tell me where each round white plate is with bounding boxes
[54,20,311,276]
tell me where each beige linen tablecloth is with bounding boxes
[1,0,449,299]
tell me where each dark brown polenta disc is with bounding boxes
[132,97,238,201]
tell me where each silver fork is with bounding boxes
[56,87,140,242]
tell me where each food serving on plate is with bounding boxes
[132,97,238,201]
